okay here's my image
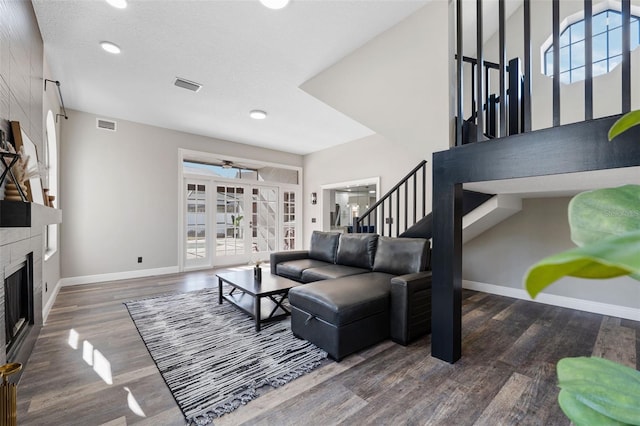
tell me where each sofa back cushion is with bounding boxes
[309,231,341,263]
[372,237,430,275]
[335,233,379,269]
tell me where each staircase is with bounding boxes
[355,161,522,242]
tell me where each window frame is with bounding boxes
[44,111,58,261]
[541,7,640,84]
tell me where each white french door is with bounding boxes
[214,184,249,265]
[213,183,279,266]
[184,179,210,269]
[182,177,299,270]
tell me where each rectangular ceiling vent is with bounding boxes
[96,118,117,131]
[174,77,202,92]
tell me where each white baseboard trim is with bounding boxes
[463,280,640,322]
[60,266,180,287]
[43,278,63,324]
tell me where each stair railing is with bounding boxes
[354,160,427,237]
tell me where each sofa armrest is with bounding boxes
[390,271,432,345]
[269,250,310,274]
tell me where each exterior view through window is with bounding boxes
[543,9,640,84]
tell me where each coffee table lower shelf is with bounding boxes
[222,291,289,326]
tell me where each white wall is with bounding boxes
[301,1,452,246]
[60,109,302,279]
[301,1,452,154]
[463,197,640,310]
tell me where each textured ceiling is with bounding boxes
[33,0,430,155]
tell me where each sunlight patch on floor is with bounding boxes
[93,350,113,385]
[124,387,147,417]
[68,329,79,349]
[82,340,94,366]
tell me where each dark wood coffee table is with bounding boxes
[216,269,301,331]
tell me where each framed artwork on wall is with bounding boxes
[11,121,45,205]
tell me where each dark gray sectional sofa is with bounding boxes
[270,231,432,361]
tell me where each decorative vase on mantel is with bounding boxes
[3,182,27,202]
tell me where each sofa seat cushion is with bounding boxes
[289,272,393,326]
[276,259,331,280]
[301,264,369,283]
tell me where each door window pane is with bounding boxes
[186,183,207,261]
[283,191,296,250]
[251,188,278,253]
[216,186,246,257]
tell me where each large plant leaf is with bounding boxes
[570,185,640,245]
[558,390,629,426]
[557,357,640,425]
[569,185,640,247]
[524,230,640,298]
[609,110,640,140]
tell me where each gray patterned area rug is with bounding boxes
[124,287,328,425]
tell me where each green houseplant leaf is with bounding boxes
[557,357,640,425]
[558,390,629,426]
[569,185,640,247]
[524,230,640,298]
[609,110,640,141]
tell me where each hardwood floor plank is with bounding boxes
[473,372,532,425]
[244,383,368,425]
[99,417,128,426]
[592,316,637,368]
[513,361,568,426]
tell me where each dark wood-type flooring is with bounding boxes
[17,268,639,425]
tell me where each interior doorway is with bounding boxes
[321,178,380,234]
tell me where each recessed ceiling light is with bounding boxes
[260,0,290,10]
[100,41,121,54]
[249,110,267,120]
[105,0,127,9]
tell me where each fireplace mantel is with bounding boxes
[0,201,62,228]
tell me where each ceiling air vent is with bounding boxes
[96,118,117,131]
[174,77,202,92]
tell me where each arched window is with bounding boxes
[45,111,58,258]
[543,9,640,84]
